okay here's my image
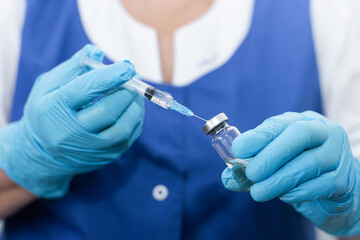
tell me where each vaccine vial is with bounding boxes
[202,113,254,191]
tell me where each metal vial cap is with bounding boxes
[202,113,228,135]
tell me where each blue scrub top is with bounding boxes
[6,0,321,239]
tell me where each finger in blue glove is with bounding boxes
[222,111,360,236]
[0,44,145,198]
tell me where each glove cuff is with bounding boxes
[0,122,73,198]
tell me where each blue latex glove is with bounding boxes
[222,111,360,236]
[0,44,144,198]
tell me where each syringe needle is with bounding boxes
[192,114,207,122]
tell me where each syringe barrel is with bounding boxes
[149,89,173,109]
[80,56,174,109]
[122,78,149,97]
[124,79,174,109]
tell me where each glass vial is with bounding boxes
[203,113,254,191]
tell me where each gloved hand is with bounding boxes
[222,111,360,236]
[0,44,144,198]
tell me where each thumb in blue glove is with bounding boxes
[222,111,360,236]
[0,44,144,198]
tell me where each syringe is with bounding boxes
[80,56,205,120]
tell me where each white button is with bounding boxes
[152,184,169,202]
